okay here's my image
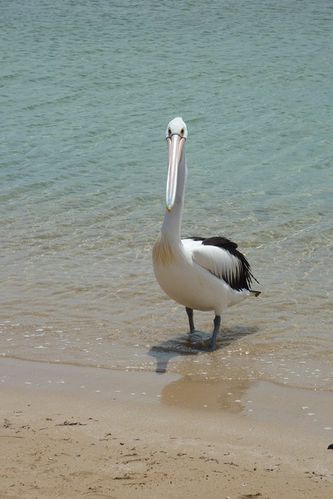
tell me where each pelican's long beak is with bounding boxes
[166,134,185,211]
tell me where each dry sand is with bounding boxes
[0,358,333,498]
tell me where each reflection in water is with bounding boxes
[161,373,251,412]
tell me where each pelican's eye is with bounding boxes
[180,128,185,137]
[168,128,172,136]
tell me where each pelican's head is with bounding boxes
[165,116,188,141]
[165,117,187,211]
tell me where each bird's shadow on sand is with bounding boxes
[148,326,259,374]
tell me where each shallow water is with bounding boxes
[1,0,333,393]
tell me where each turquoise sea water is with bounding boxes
[1,1,333,392]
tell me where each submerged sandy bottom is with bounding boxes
[0,359,333,498]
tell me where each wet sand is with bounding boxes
[0,358,333,498]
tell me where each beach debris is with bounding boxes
[327,443,333,450]
[304,470,325,481]
[3,418,11,428]
[56,420,87,426]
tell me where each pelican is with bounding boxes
[152,117,260,350]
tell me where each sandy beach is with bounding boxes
[0,358,332,498]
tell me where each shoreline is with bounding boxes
[1,358,333,497]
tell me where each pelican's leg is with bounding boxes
[209,315,221,351]
[185,307,195,334]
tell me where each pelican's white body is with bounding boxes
[153,237,249,316]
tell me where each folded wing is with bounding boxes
[187,236,257,291]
